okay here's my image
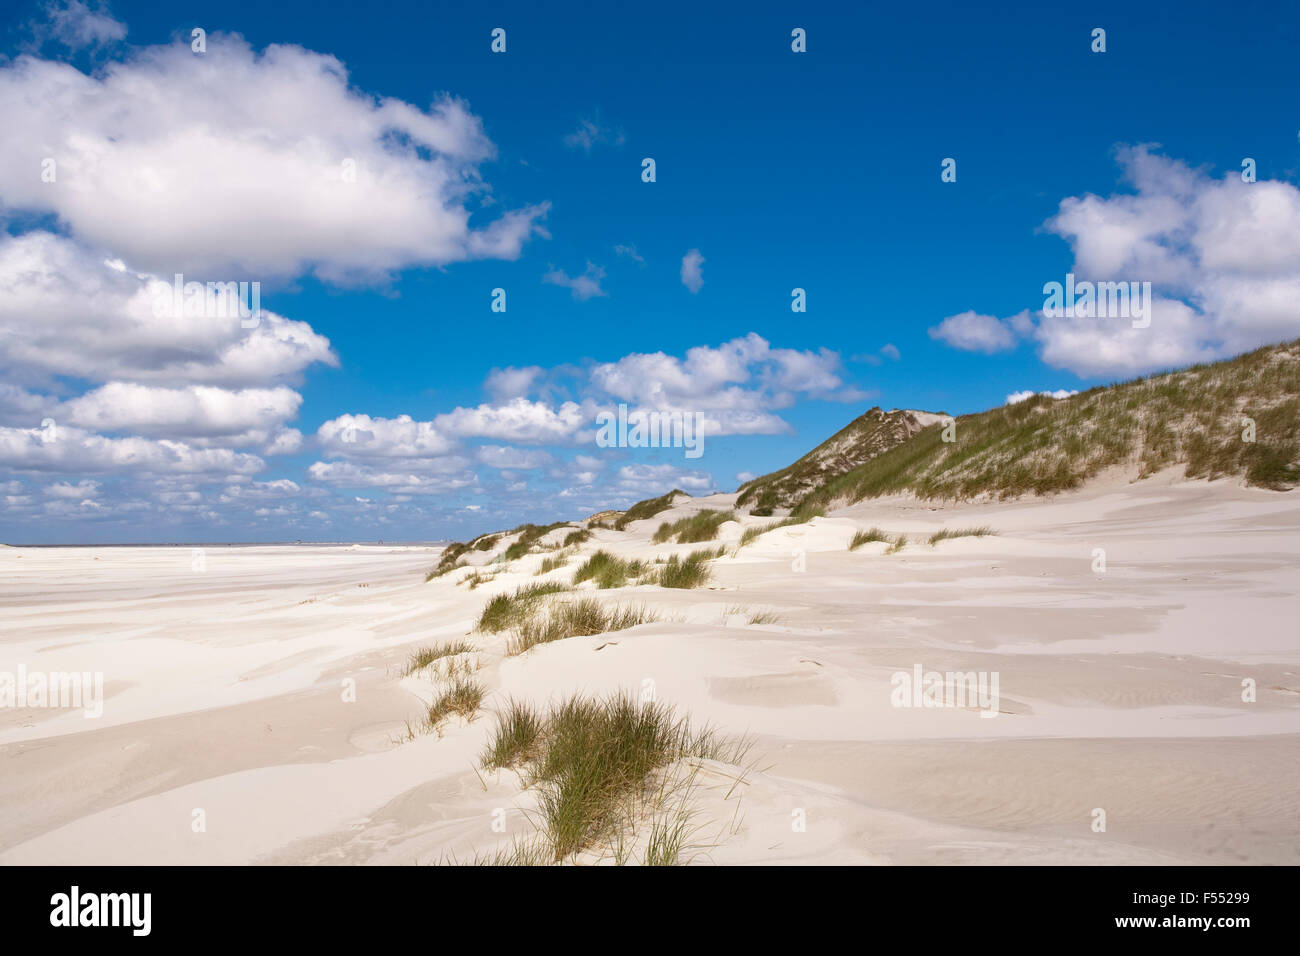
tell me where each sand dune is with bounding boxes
[2,476,1297,864]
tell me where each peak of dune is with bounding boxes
[737,407,944,515]
[782,339,1300,515]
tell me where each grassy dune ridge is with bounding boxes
[793,340,1300,514]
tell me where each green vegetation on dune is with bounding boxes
[427,540,473,579]
[404,641,474,675]
[651,509,735,544]
[614,489,686,530]
[505,597,658,656]
[502,521,574,561]
[736,510,822,549]
[422,678,484,731]
[434,344,1297,596]
[792,340,1300,513]
[476,581,570,632]
[535,551,573,575]
[653,548,720,588]
[849,527,890,550]
[738,407,934,514]
[572,550,651,589]
[480,692,748,862]
[929,526,995,545]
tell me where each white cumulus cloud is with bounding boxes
[0,34,547,281]
[680,249,705,293]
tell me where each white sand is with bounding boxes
[2,475,1297,865]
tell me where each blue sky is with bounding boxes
[2,0,1299,542]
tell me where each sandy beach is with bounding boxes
[2,473,1296,865]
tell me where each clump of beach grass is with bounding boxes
[506,598,658,656]
[535,551,573,575]
[459,569,494,590]
[572,550,650,589]
[426,559,466,581]
[735,510,822,550]
[481,698,545,770]
[423,677,485,731]
[652,509,735,545]
[501,522,574,562]
[849,527,890,550]
[885,533,908,554]
[653,548,719,589]
[642,800,698,866]
[404,641,474,675]
[480,691,748,861]
[476,581,570,633]
[928,526,996,545]
[737,524,772,548]
[457,838,555,867]
[614,490,684,530]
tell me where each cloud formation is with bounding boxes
[564,115,625,153]
[680,249,705,293]
[928,310,1028,354]
[33,0,126,50]
[930,147,1300,377]
[0,33,548,281]
[0,232,335,389]
[543,261,608,300]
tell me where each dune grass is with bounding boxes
[562,528,592,547]
[458,569,494,589]
[885,533,908,554]
[461,839,554,867]
[614,490,684,530]
[572,550,650,589]
[928,526,996,545]
[745,609,782,625]
[642,807,695,866]
[404,641,474,675]
[480,692,748,861]
[480,699,545,770]
[653,548,719,589]
[738,408,930,514]
[506,597,658,656]
[790,340,1300,512]
[423,678,485,731]
[737,523,775,548]
[428,538,477,578]
[502,522,574,562]
[652,509,736,544]
[735,510,822,550]
[535,551,573,575]
[849,527,890,550]
[426,560,466,581]
[476,581,570,633]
